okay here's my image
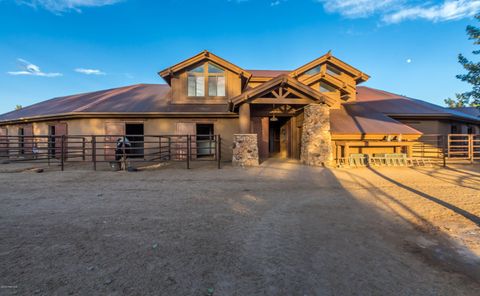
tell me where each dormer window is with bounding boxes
[187,63,226,97]
[319,81,336,93]
[326,65,341,76]
[304,65,321,75]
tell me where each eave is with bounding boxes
[387,113,480,124]
[0,112,239,126]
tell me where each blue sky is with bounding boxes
[0,0,479,114]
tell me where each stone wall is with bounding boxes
[232,134,259,167]
[300,104,333,167]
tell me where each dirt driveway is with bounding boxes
[0,160,479,295]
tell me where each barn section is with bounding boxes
[0,117,239,162]
[0,50,479,166]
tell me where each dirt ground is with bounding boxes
[0,160,479,295]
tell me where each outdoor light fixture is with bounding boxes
[270,104,279,122]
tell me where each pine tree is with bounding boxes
[446,14,480,108]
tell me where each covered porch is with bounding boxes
[230,75,336,166]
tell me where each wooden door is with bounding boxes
[23,125,34,158]
[0,127,7,158]
[105,122,125,161]
[251,117,269,160]
[175,122,196,160]
[54,123,68,159]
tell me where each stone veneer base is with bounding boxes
[232,134,260,167]
[300,104,334,167]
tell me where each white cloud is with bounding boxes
[7,58,62,77]
[384,0,480,23]
[317,0,480,23]
[17,0,123,13]
[75,68,106,75]
[318,0,401,18]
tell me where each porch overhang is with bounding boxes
[229,74,337,111]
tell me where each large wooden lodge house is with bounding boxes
[0,50,479,166]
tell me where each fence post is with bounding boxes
[82,137,86,161]
[168,137,171,161]
[47,136,50,166]
[217,135,221,169]
[61,135,65,171]
[442,135,447,167]
[92,136,97,171]
[469,134,474,163]
[187,135,191,169]
[122,135,127,171]
[158,136,162,162]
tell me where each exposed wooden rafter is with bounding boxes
[230,74,337,108]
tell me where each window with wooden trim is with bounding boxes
[319,81,336,93]
[304,65,321,75]
[187,63,226,97]
[326,65,341,76]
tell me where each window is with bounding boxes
[188,66,205,97]
[305,66,321,75]
[319,82,336,93]
[451,125,458,134]
[187,63,225,97]
[326,65,341,76]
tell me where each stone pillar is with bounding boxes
[232,134,259,167]
[301,104,333,167]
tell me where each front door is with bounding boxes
[268,117,293,159]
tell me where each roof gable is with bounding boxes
[158,50,251,85]
[231,74,336,108]
[290,51,369,84]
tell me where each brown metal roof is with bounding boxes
[356,86,480,122]
[330,104,422,135]
[452,107,480,118]
[247,70,291,77]
[0,84,231,122]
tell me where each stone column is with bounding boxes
[232,134,259,167]
[301,103,333,167]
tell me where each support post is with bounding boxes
[92,136,97,171]
[406,144,413,158]
[82,137,86,161]
[217,135,222,169]
[187,135,191,169]
[122,135,127,171]
[239,103,251,134]
[168,137,172,161]
[442,135,447,167]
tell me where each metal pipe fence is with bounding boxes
[0,134,222,171]
[399,133,479,164]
